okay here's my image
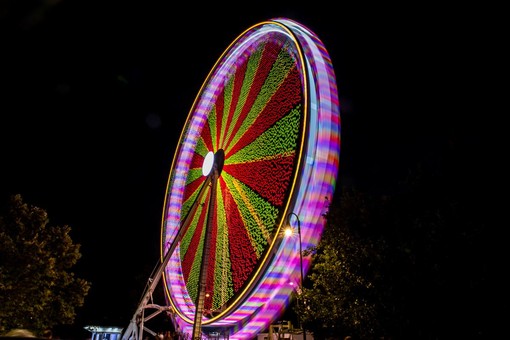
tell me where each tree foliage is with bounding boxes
[0,194,91,336]
[296,160,490,339]
[297,189,389,339]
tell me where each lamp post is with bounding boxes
[287,212,306,340]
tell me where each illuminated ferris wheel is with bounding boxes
[123,17,340,340]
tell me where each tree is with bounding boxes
[295,159,491,339]
[296,188,390,339]
[0,194,91,336]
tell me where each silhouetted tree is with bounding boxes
[296,188,389,339]
[0,194,91,336]
[296,159,489,339]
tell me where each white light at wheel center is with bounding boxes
[202,151,215,176]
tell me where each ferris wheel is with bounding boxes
[123,17,340,340]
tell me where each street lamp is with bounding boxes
[286,212,306,340]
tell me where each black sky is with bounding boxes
[0,0,491,335]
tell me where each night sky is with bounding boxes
[0,0,492,336]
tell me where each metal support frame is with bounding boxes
[122,175,214,340]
